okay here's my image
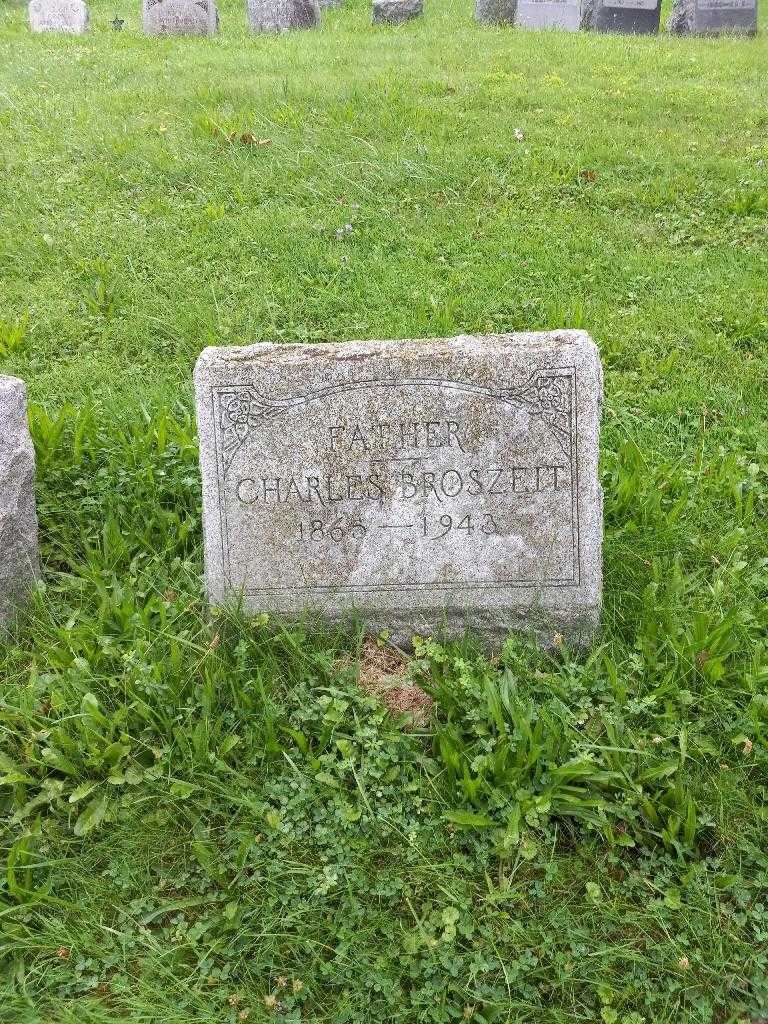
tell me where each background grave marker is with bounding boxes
[589,0,660,33]
[28,0,88,32]
[0,376,40,628]
[246,0,320,32]
[668,0,756,33]
[143,0,218,35]
[372,0,424,22]
[514,0,582,30]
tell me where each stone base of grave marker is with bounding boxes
[373,0,423,23]
[475,0,517,23]
[668,0,756,33]
[143,0,219,35]
[28,0,89,33]
[194,332,603,648]
[0,377,40,629]
[514,0,582,30]
[247,0,320,31]
[590,0,660,32]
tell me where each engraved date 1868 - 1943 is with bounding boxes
[296,511,502,545]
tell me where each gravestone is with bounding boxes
[668,0,756,33]
[514,0,581,29]
[0,377,40,628]
[475,0,516,24]
[589,0,660,32]
[372,0,423,22]
[195,332,603,647]
[246,0,320,31]
[28,0,89,33]
[143,0,218,35]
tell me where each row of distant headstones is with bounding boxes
[25,0,759,36]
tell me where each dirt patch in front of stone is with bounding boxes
[356,638,432,727]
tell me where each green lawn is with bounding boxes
[1,1,768,1020]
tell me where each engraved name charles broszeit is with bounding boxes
[215,370,574,480]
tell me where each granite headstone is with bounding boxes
[143,0,218,35]
[373,0,423,22]
[0,377,40,628]
[246,0,320,31]
[475,0,516,23]
[668,0,756,33]
[589,0,660,32]
[28,0,89,32]
[195,332,603,647]
[514,0,581,29]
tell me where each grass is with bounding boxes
[1,0,768,1020]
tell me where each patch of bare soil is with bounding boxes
[355,637,432,727]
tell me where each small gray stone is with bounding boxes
[668,0,755,33]
[475,0,517,24]
[373,0,423,23]
[143,0,218,35]
[514,0,582,29]
[194,332,603,648]
[28,0,89,32]
[246,0,320,32]
[0,377,40,628]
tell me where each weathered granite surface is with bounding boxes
[143,0,218,35]
[668,0,755,32]
[590,0,660,31]
[373,0,423,23]
[247,0,320,31]
[514,0,581,29]
[0,377,40,628]
[667,0,693,28]
[580,0,596,25]
[195,333,603,647]
[475,0,517,24]
[29,0,89,32]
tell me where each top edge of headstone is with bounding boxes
[195,331,598,376]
